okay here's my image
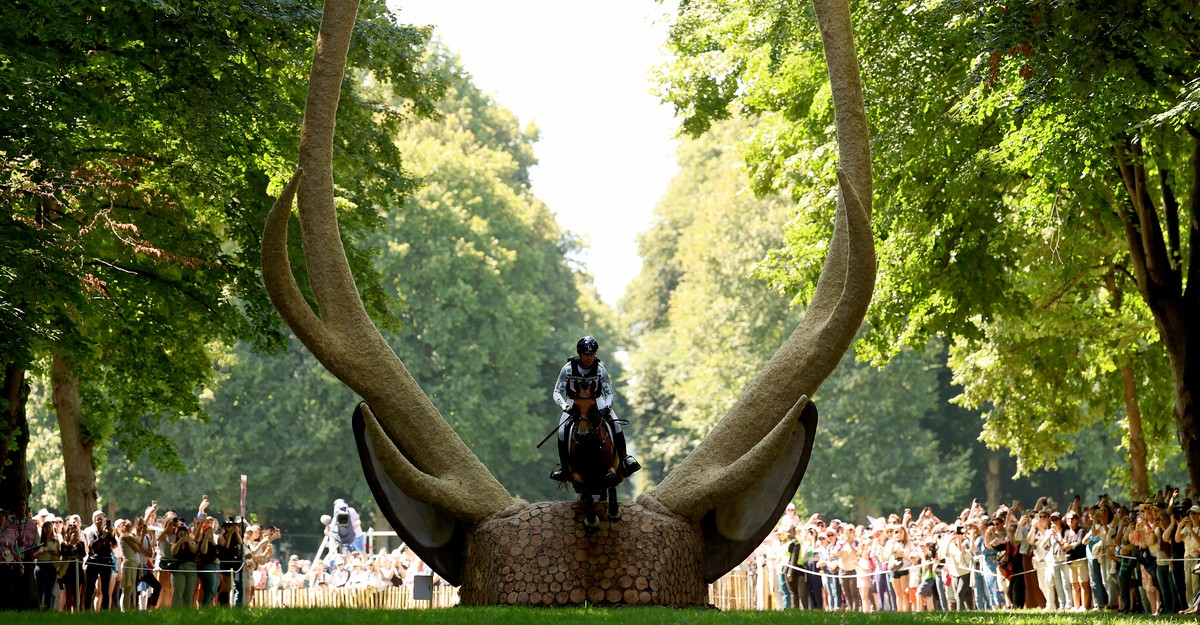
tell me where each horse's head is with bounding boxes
[263,0,871,606]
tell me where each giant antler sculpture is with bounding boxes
[263,0,872,605]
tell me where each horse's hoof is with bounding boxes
[584,524,600,535]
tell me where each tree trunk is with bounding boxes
[1165,314,1200,494]
[853,495,873,526]
[0,362,31,511]
[51,351,99,515]
[1114,135,1199,494]
[985,450,1001,515]
[1104,268,1152,500]
[1123,363,1151,500]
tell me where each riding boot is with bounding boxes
[614,431,641,475]
[550,437,571,482]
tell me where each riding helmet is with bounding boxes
[576,336,599,355]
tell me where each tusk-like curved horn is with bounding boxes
[261,168,328,351]
[655,396,811,521]
[647,0,875,520]
[261,0,514,523]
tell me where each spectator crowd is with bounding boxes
[11,487,1200,613]
[0,494,441,612]
[747,488,1200,615]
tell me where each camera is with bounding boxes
[955,526,965,535]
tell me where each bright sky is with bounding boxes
[387,0,680,305]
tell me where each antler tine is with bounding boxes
[294,0,376,333]
[648,0,874,520]
[262,168,329,351]
[262,0,513,522]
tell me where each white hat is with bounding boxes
[35,508,51,518]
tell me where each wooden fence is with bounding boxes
[709,568,770,611]
[250,586,459,609]
[249,569,765,610]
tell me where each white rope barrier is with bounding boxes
[776,553,1117,581]
[25,558,247,574]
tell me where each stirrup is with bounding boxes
[621,456,641,475]
[550,465,570,482]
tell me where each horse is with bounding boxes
[562,375,623,533]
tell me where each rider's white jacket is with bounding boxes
[553,359,614,413]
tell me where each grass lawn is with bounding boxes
[0,608,1181,624]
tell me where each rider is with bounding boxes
[550,336,640,482]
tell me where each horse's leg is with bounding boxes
[602,422,620,486]
[608,485,619,522]
[582,492,599,534]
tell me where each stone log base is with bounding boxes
[460,497,707,606]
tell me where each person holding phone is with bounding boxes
[82,511,117,610]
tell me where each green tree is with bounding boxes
[372,48,621,501]
[90,46,619,529]
[1,0,440,510]
[656,0,1195,494]
[94,337,368,533]
[951,0,1196,492]
[622,116,977,516]
[801,340,974,522]
[621,118,801,484]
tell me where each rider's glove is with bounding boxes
[561,400,574,412]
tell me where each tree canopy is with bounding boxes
[655,0,1196,493]
[622,118,978,517]
[26,44,620,533]
[1,0,441,508]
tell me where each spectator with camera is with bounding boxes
[82,510,117,610]
[243,523,279,605]
[305,559,331,589]
[130,514,161,609]
[1149,500,1180,613]
[114,519,138,610]
[1173,503,1200,613]
[32,514,61,609]
[58,520,85,611]
[331,499,364,553]
[155,512,182,608]
[883,519,912,612]
[1128,501,1167,614]
[1061,507,1091,611]
[1026,503,1057,610]
[169,514,199,608]
[1159,492,1192,613]
[217,517,244,606]
[196,515,221,607]
[0,500,38,611]
[1085,500,1116,610]
[281,555,305,589]
[940,522,969,609]
[982,513,1008,608]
